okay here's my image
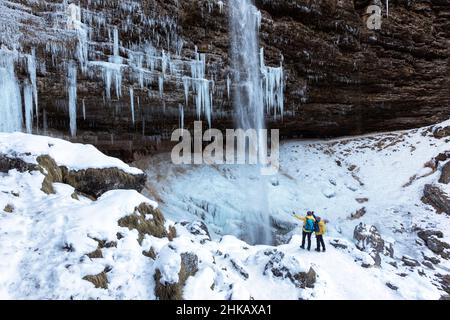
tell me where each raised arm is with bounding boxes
[293,214,305,222]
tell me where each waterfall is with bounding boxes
[229,0,272,245]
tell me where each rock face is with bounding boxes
[422,184,450,214]
[2,0,449,159]
[0,153,146,198]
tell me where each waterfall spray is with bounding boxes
[229,0,272,245]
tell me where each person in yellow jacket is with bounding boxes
[314,216,326,252]
[293,211,316,251]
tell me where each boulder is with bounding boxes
[422,184,450,214]
[263,251,317,288]
[439,162,450,184]
[83,268,109,289]
[402,256,420,267]
[180,220,211,243]
[353,223,388,267]
[154,252,199,300]
[1,153,146,198]
[433,126,450,139]
[60,166,146,199]
[349,207,366,220]
[418,230,450,259]
[118,203,168,243]
[0,154,37,173]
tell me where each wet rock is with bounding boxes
[422,184,450,214]
[402,256,420,267]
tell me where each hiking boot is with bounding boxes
[300,245,305,250]
[315,248,321,252]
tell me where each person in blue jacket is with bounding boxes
[293,211,316,251]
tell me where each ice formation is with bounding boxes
[229,0,272,244]
[182,50,214,127]
[27,49,38,121]
[0,51,23,133]
[130,87,135,124]
[68,62,77,137]
[260,48,284,119]
[24,83,33,134]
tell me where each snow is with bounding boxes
[1,122,449,299]
[139,121,450,300]
[0,133,143,175]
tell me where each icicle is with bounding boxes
[27,49,38,121]
[179,104,184,129]
[183,76,190,106]
[0,51,23,133]
[24,83,33,134]
[67,3,88,72]
[113,27,120,58]
[218,1,224,13]
[226,74,231,100]
[130,87,135,124]
[68,62,77,137]
[82,99,86,120]
[260,48,284,119]
[158,75,164,98]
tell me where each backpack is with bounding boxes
[314,221,320,232]
[305,218,315,232]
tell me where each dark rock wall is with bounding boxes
[2,0,449,160]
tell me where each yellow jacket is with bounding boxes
[315,220,326,236]
[294,214,316,233]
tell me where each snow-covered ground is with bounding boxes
[0,121,449,300]
[137,120,450,299]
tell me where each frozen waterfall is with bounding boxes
[229,0,273,245]
[0,52,23,133]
